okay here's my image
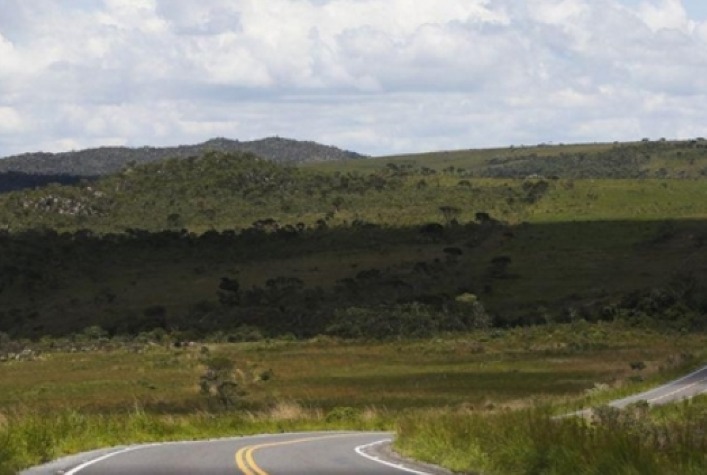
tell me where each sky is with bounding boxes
[1,0,707,157]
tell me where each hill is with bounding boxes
[0,149,706,339]
[0,137,365,193]
[308,138,707,179]
[2,147,706,234]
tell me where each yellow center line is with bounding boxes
[234,433,359,475]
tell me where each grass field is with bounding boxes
[1,323,705,472]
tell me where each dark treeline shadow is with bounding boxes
[1,218,705,340]
[0,172,96,193]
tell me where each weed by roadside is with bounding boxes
[395,395,707,474]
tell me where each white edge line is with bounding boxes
[36,431,374,474]
[355,439,433,475]
[648,376,707,403]
[659,365,707,386]
[610,366,707,406]
[64,445,155,475]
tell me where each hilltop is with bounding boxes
[0,136,365,192]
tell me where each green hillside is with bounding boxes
[0,145,705,339]
[310,138,707,179]
[2,147,707,234]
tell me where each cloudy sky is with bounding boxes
[1,0,706,157]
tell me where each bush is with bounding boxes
[325,407,360,423]
[326,303,439,339]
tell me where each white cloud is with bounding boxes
[0,0,706,157]
[0,106,24,133]
[636,0,692,32]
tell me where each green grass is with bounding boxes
[0,324,704,472]
[395,396,707,474]
[305,142,624,174]
[0,406,392,475]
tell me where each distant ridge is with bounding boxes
[0,137,366,178]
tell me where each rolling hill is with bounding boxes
[308,138,707,179]
[0,137,365,193]
[0,144,705,339]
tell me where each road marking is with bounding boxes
[648,376,707,403]
[64,445,155,474]
[234,433,358,475]
[355,439,434,474]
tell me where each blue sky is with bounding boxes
[678,1,706,18]
[1,0,707,157]
[622,0,707,19]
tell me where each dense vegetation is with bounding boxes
[0,148,706,340]
[1,217,706,340]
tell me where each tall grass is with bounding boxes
[0,402,391,474]
[395,396,707,474]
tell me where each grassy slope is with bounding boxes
[306,139,707,177]
[2,140,707,233]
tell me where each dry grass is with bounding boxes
[2,323,703,414]
[260,400,321,421]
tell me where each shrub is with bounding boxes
[199,356,244,409]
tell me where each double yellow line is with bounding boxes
[235,434,353,475]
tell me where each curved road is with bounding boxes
[606,364,707,409]
[24,365,706,474]
[564,364,707,418]
[23,431,448,475]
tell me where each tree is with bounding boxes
[218,277,240,306]
[331,196,345,212]
[475,212,492,223]
[489,255,512,278]
[166,213,182,229]
[438,206,461,226]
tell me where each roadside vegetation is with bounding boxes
[395,395,707,475]
[1,323,705,473]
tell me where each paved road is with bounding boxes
[608,364,707,409]
[566,364,707,417]
[23,431,448,475]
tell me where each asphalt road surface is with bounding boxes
[23,431,449,475]
[607,364,707,409]
[566,364,707,418]
[24,365,706,474]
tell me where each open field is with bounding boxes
[5,324,705,413]
[1,323,705,472]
